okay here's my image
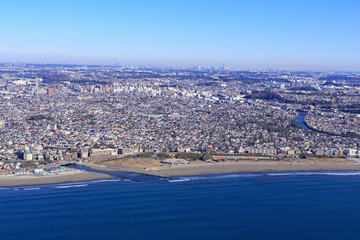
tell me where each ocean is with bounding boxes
[1,171,360,240]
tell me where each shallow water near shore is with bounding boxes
[2,171,360,240]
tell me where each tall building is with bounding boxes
[35,79,39,91]
[23,146,33,161]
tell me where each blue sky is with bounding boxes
[1,0,360,70]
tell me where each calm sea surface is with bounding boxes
[2,171,360,240]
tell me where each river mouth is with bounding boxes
[66,164,168,182]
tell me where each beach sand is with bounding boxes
[3,159,360,187]
[0,170,113,187]
[87,160,360,178]
[145,162,360,177]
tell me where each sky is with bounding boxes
[1,0,360,70]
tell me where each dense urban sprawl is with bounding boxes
[1,63,360,173]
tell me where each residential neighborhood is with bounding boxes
[1,63,360,174]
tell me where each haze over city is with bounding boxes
[1,0,360,71]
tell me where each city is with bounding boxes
[1,63,360,175]
[3,0,360,239]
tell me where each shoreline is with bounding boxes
[0,170,113,188]
[3,161,360,187]
[85,161,360,178]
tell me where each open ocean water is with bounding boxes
[2,171,360,240]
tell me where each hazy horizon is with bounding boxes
[1,0,360,71]
[1,60,359,73]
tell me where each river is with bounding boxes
[294,113,311,131]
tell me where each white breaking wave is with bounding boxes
[169,173,262,182]
[91,179,121,183]
[168,179,192,182]
[267,171,360,176]
[23,187,40,190]
[266,173,300,176]
[54,184,88,189]
[322,172,360,176]
[169,171,360,182]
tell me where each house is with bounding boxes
[34,168,44,174]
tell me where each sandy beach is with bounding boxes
[143,162,360,177]
[86,160,360,178]
[3,159,360,187]
[0,170,113,187]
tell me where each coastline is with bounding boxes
[85,160,360,178]
[3,160,360,187]
[146,162,360,177]
[0,170,113,188]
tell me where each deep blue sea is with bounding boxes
[2,171,360,240]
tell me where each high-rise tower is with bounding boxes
[35,78,39,91]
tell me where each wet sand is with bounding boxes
[0,170,113,187]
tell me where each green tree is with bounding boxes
[157,152,171,159]
[137,152,155,158]
[175,152,202,160]
[201,153,213,161]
